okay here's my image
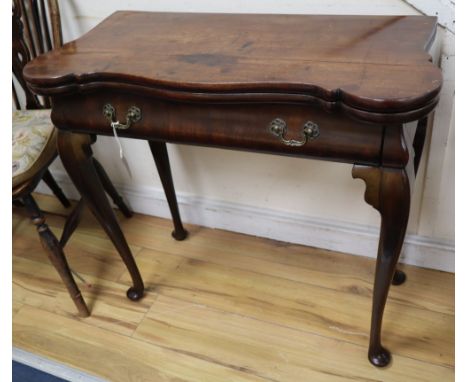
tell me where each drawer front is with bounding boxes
[51,90,383,165]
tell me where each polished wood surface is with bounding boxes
[57,131,144,301]
[148,141,188,240]
[22,11,444,367]
[24,12,441,119]
[51,93,384,164]
[352,165,411,366]
[13,194,454,381]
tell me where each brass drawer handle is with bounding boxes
[103,104,141,130]
[269,118,320,147]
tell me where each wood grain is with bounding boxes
[13,256,154,336]
[118,221,454,316]
[14,306,264,382]
[12,300,24,317]
[134,294,452,382]
[23,12,441,115]
[12,210,140,284]
[50,91,386,164]
[23,193,456,317]
[122,248,454,367]
[13,194,454,381]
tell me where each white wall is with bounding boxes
[38,0,455,272]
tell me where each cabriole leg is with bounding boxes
[57,130,144,301]
[352,165,411,367]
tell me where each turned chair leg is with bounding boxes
[22,194,89,317]
[353,165,411,367]
[58,131,144,301]
[148,140,188,240]
[42,169,71,208]
[93,158,133,218]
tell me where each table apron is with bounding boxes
[51,91,385,165]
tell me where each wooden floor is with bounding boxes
[13,193,454,382]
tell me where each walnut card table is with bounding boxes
[24,11,442,367]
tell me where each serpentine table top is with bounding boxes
[24,12,441,121]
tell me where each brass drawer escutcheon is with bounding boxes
[103,104,141,130]
[269,118,320,147]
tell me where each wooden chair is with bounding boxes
[12,0,132,316]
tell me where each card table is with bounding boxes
[24,11,442,367]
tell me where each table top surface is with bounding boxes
[24,11,441,114]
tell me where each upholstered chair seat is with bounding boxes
[12,109,57,188]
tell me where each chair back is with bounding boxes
[12,0,62,110]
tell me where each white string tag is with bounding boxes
[111,122,133,178]
[111,121,124,159]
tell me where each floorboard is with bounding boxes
[12,193,454,381]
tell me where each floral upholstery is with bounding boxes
[12,109,56,188]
